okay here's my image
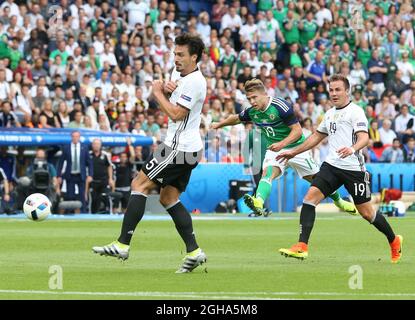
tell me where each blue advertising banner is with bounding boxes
[0,128,154,146]
[180,163,415,213]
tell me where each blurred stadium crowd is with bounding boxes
[0,0,415,213]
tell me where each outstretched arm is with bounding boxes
[276,131,327,162]
[290,131,327,156]
[211,114,241,129]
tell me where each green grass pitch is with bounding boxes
[0,214,414,300]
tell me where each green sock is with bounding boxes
[256,179,271,203]
[328,191,340,202]
[255,167,273,203]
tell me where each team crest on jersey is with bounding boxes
[269,114,275,120]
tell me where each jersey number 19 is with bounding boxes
[264,127,276,137]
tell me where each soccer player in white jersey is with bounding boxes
[276,74,403,263]
[93,34,207,273]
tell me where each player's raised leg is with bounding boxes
[244,165,281,216]
[329,191,358,215]
[356,202,403,263]
[92,171,156,260]
[160,186,207,273]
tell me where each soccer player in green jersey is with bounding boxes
[211,78,357,216]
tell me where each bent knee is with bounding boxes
[356,203,375,221]
[360,210,375,221]
[159,195,178,207]
[303,187,324,205]
[130,173,153,193]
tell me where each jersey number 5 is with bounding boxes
[145,158,159,171]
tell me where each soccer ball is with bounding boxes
[23,193,51,221]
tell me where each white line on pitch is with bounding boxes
[0,290,414,298]
[0,290,290,300]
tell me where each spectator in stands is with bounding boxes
[387,69,408,98]
[141,114,160,140]
[205,136,227,163]
[396,51,415,85]
[367,49,388,99]
[124,0,150,32]
[86,97,104,128]
[384,54,398,85]
[274,78,289,99]
[257,10,283,56]
[31,58,47,82]
[212,0,228,32]
[383,32,400,64]
[375,94,397,121]
[39,99,60,128]
[364,79,379,107]
[403,137,415,163]
[369,120,382,148]
[0,69,12,101]
[56,101,70,128]
[363,139,379,163]
[0,100,20,127]
[68,110,85,129]
[57,131,93,213]
[379,138,404,163]
[349,60,366,88]
[13,84,36,120]
[395,104,415,143]
[379,118,397,146]
[30,76,50,98]
[305,51,326,88]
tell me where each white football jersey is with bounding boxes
[317,101,368,171]
[164,67,206,152]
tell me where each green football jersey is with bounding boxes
[238,97,305,149]
[282,19,300,44]
[272,8,288,26]
[330,26,347,46]
[300,19,318,45]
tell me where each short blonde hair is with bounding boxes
[244,78,266,93]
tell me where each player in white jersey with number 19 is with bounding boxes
[276,74,403,264]
[93,34,207,273]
